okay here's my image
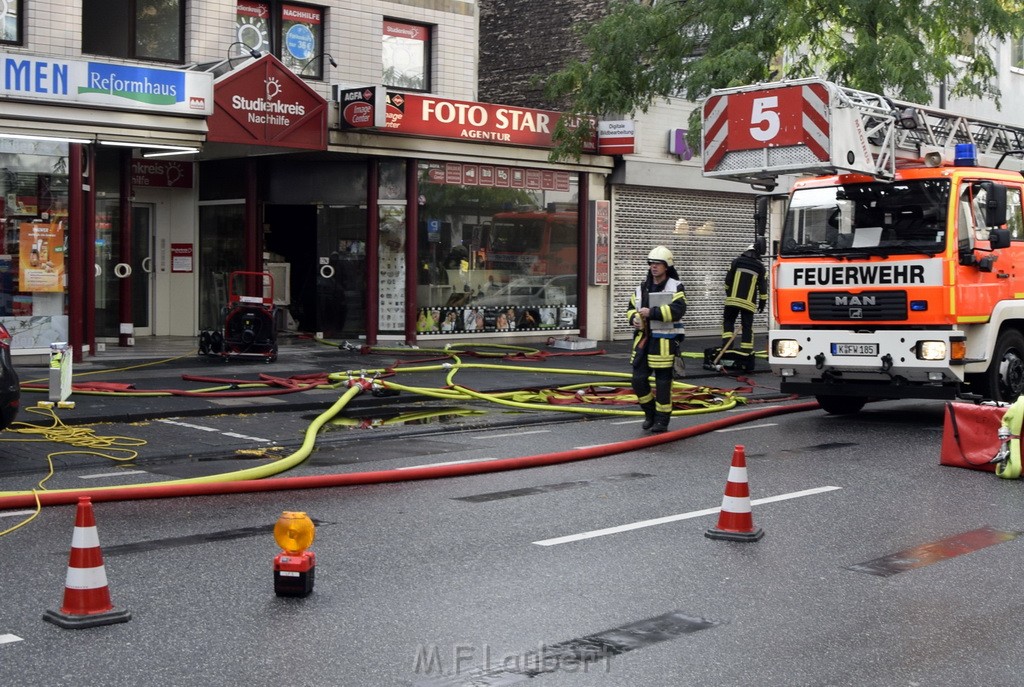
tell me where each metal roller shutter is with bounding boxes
[611,184,769,339]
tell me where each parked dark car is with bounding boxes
[0,322,20,431]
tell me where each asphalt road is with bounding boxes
[1,389,1021,686]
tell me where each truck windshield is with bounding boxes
[781,179,951,256]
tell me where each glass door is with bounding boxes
[316,205,367,337]
[130,203,153,336]
[94,200,154,338]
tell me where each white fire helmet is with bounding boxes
[647,246,673,267]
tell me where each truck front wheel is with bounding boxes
[815,395,867,415]
[974,329,1024,403]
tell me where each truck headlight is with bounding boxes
[773,339,801,358]
[916,340,947,360]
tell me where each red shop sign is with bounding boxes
[383,92,596,151]
[208,54,327,150]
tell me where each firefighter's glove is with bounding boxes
[757,299,766,313]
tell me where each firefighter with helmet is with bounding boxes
[627,246,687,433]
[721,243,767,371]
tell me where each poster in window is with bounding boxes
[1,1,21,43]
[382,20,428,90]
[19,222,65,292]
[378,206,406,331]
[589,200,610,286]
[235,1,270,57]
[280,4,322,76]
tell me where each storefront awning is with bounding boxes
[0,100,207,148]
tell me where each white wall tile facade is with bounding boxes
[9,1,479,102]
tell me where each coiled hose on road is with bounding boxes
[0,345,800,510]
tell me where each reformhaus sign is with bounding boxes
[0,52,213,115]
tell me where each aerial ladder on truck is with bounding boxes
[702,78,1024,414]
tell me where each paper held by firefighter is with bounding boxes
[647,292,685,339]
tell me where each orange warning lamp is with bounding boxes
[274,511,315,553]
[272,511,316,597]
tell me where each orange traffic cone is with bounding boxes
[43,497,131,629]
[705,445,764,542]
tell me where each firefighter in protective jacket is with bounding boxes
[721,244,767,369]
[628,246,687,433]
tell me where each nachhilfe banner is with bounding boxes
[383,92,596,151]
[0,52,213,115]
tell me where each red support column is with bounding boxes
[245,158,261,273]
[67,144,84,363]
[577,172,589,338]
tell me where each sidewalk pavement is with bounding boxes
[11,332,780,425]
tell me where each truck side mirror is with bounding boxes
[989,227,1011,249]
[979,181,1008,227]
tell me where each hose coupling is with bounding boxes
[992,425,1013,464]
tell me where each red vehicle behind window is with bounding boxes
[481,209,577,276]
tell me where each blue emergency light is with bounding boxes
[954,143,977,166]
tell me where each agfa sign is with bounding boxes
[207,54,327,150]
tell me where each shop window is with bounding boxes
[414,161,579,335]
[235,1,327,79]
[1,139,69,337]
[82,0,184,63]
[383,19,431,92]
[1,0,23,45]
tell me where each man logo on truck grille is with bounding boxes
[850,308,863,318]
[834,295,876,306]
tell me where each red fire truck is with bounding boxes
[703,78,1024,413]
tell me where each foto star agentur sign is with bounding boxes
[207,54,327,150]
[383,92,596,151]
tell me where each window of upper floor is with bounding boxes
[383,19,431,92]
[82,0,184,63]
[236,1,328,79]
[1,0,22,46]
[1012,35,1024,71]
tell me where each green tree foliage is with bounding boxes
[544,0,1024,159]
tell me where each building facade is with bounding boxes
[0,0,613,362]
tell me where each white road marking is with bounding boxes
[223,432,272,442]
[715,423,777,433]
[0,634,23,645]
[475,429,550,439]
[533,486,842,546]
[158,419,219,432]
[78,470,148,480]
[610,419,643,425]
[0,510,38,518]
[157,419,271,443]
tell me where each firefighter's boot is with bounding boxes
[650,412,671,434]
[640,402,656,430]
